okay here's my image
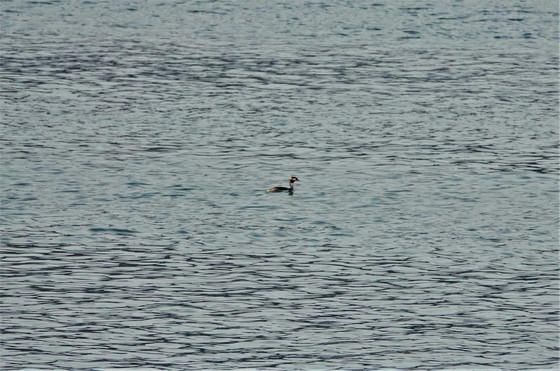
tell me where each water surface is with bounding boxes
[1,0,559,369]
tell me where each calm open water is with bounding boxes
[1,0,559,369]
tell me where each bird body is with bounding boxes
[267,176,299,193]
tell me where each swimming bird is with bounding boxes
[267,176,299,193]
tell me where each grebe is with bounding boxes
[267,176,299,193]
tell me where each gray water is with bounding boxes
[1,0,559,369]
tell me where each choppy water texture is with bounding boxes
[1,0,559,369]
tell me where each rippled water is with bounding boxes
[1,0,559,369]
